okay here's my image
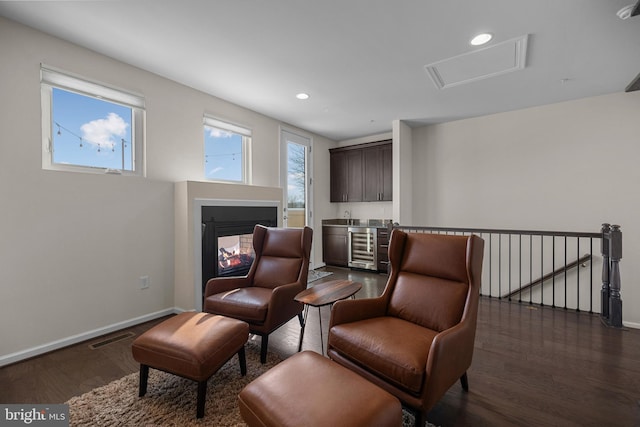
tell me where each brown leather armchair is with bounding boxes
[327,230,484,426]
[204,225,313,363]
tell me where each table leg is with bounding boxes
[318,306,324,355]
[297,304,310,352]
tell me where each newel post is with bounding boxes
[600,223,610,320]
[608,225,623,327]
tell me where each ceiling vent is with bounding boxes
[425,35,529,90]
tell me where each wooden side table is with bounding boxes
[295,279,362,355]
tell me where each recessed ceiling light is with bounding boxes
[296,93,310,100]
[470,33,493,46]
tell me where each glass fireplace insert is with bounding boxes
[201,205,278,294]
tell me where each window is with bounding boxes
[41,65,145,174]
[204,117,251,183]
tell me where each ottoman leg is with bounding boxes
[196,380,207,418]
[238,346,247,376]
[139,365,149,397]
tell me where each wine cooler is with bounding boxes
[347,226,378,271]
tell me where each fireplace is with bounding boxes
[217,233,254,277]
[201,205,277,293]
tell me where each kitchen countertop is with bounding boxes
[322,218,392,228]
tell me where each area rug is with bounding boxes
[307,269,333,283]
[66,339,433,426]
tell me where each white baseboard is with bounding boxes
[0,307,185,367]
[623,320,640,329]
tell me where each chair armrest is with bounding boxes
[329,296,387,328]
[430,318,476,366]
[263,281,305,326]
[271,281,304,302]
[426,285,480,383]
[423,318,476,404]
[204,276,251,298]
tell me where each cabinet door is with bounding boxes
[330,151,347,202]
[362,147,380,202]
[380,144,393,201]
[345,150,363,202]
[362,144,392,201]
[322,227,348,266]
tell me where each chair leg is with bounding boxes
[238,345,247,376]
[196,380,207,418]
[414,409,426,427]
[260,335,268,364]
[460,372,469,391]
[138,364,149,397]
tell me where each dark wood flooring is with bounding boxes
[1,266,639,426]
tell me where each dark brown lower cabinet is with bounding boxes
[322,226,348,267]
[377,228,390,272]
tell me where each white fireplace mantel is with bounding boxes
[174,181,283,311]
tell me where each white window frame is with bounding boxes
[203,116,252,184]
[40,65,145,175]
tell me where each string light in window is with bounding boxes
[205,152,242,163]
[54,120,128,153]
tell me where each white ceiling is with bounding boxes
[2,0,639,141]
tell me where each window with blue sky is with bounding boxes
[41,66,145,174]
[203,117,251,183]
[52,88,133,170]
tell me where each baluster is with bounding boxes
[600,223,610,320]
[608,225,623,327]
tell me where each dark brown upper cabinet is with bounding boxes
[329,149,363,202]
[330,140,392,203]
[363,143,392,201]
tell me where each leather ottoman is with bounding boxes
[238,351,402,427]
[131,312,249,418]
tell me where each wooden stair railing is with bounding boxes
[501,254,592,299]
[390,223,623,327]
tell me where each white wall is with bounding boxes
[392,120,413,225]
[411,91,640,326]
[0,17,334,364]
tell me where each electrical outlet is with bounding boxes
[139,275,150,289]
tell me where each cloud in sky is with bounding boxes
[207,127,233,138]
[81,113,128,149]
